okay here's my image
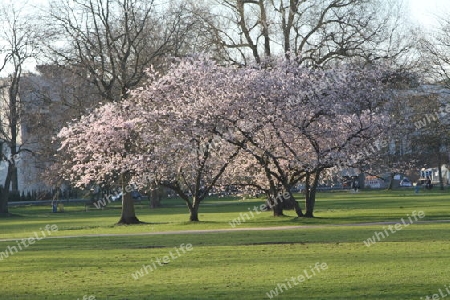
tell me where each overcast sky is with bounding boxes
[1,0,449,74]
[19,0,450,27]
[408,0,449,27]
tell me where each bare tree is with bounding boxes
[43,0,203,102]
[0,1,41,215]
[203,0,412,66]
[419,13,450,87]
[39,0,211,222]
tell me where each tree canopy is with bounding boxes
[55,57,389,221]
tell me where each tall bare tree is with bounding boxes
[43,0,209,102]
[0,1,41,215]
[201,0,411,67]
[419,12,450,87]
[40,0,210,222]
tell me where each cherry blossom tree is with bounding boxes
[56,102,145,224]
[55,56,389,222]
[56,57,247,222]
[218,61,389,217]
[125,59,249,221]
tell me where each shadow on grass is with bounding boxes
[133,245,166,249]
[243,241,306,246]
[115,221,169,226]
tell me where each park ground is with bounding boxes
[0,189,449,300]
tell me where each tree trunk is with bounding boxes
[304,173,313,217]
[267,187,303,216]
[279,183,303,216]
[0,189,8,215]
[188,199,200,222]
[305,189,316,218]
[272,200,284,217]
[0,163,14,215]
[304,192,314,217]
[117,173,140,224]
[266,192,284,217]
[11,167,18,191]
[117,191,141,224]
[288,192,303,217]
[304,170,320,218]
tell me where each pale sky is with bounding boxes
[407,0,449,27]
[1,0,449,75]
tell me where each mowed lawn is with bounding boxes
[0,189,449,299]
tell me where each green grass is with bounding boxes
[2,189,449,239]
[0,189,449,299]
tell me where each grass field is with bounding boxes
[1,189,449,299]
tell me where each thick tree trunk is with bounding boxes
[117,192,141,224]
[272,200,284,217]
[265,192,284,217]
[268,189,303,216]
[188,200,200,222]
[117,174,140,224]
